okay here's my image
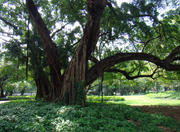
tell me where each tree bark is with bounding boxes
[26,0,62,101]
[35,71,50,99]
[61,0,106,105]
[28,36,50,100]
[26,0,106,105]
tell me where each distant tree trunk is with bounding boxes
[99,74,104,103]
[9,91,13,96]
[0,86,5,97]
[164,87,168,91]
[16,58,19,80]
[21,88,25,96]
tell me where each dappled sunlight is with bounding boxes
[0,99,180,131]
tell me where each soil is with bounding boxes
[135,106,180,132]
[135,106,180,123]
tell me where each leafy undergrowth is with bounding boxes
[87,95,125,102]
[146,91,180,100]
[0,100,180,132]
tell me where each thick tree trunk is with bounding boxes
[29,41,50,99]
[61,0,106,105]
[26,0,106,105]
[26,0,63,101]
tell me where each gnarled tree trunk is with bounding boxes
[26,0,63,101]
[26,0,106,105]
[62,0,106,105]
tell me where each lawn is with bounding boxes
[86,94,180,106]
[119,95,180,106]
[146,91,180,100]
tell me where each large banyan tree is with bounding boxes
[0,0,180,105]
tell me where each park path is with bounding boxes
[0,101,10,104]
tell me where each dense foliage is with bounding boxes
[0,100,180,132]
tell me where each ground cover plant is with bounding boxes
[0,99,180,132]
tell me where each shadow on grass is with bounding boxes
[0,100,180,132]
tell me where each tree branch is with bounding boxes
[51,23,69,38]
[141,35,160,52]
[106,0,118,16]
[26,0,63,81]
[0,16,18,30]
[87,50,180,85]
[106,67,158,80]
[165,46,180,63]
[89,56,99,63]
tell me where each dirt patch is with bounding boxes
[134,106,180,124]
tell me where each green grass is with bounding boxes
[0,95,35,101]
[146,91,180,100]
[86,94,180,106]
[119,95,180,106]
[87,96,125,102]
[0,99,180,132]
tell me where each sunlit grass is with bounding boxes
[118,95,180,106]
[146,91,180,100]
[87,94,180,106]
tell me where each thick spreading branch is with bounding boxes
[165,46,180,63]
[26,0,62,78]
[87,51,180,85]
